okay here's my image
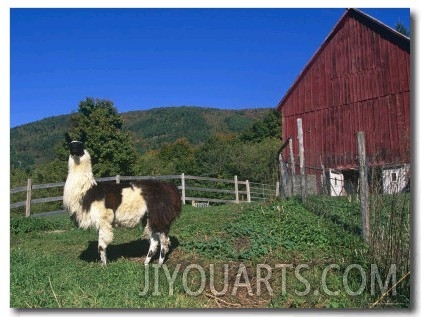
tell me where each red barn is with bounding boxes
[276,8,410,194]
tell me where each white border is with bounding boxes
[3,1,418,316]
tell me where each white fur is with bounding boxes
[114,186,148,227]
[63,150,98,229]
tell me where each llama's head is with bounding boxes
[69,141,85,157]
[65,133,86,158]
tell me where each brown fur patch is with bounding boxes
[82,182,129,212]
[133,180,182,233]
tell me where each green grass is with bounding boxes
[10,198,410,308]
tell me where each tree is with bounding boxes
[228,138,280,183]
[158,138,196,174]
[135,149,165,176]
[66,97,138,177]
[395,22,410,37]
[239,109,281,142]
[134,138,197,176]
[194,134,236,179]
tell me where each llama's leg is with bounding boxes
[144,231,160,265]
[142,218,152,240]
[98,209,114,265]
[98,225,113,265]
[158,232,171,265]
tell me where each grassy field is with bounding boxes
[10,197,410,309]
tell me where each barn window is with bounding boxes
[391,172,397,182]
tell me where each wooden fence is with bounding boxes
[10,173,251,218]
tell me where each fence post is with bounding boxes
[320,157,326,195]
[234,175,239,203]
[356,131,371,243]
[246,180,251,202]
[181,173,186,205]
[25,178,32,217]
[116,175,120,184]
[278,153,287,199]
[275,181,280,197]
[289,138,295,196]
[297,118,307,203]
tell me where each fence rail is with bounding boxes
[10,174,254,218]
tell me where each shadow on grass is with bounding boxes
[79,236,180,263]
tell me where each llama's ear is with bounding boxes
[65,133,72,144]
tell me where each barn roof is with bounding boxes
[276,8,410,112]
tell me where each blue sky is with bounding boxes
[10,7,410,127]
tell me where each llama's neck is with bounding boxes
[63,150,97,210]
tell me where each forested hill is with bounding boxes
[10,106,271,171]
[123,106,270,152]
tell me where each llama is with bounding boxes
[63,133,181,265]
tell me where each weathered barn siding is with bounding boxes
[277,9,410,171]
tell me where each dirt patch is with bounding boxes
[232,236,251,254]
[203,261,272,308]
[46,229,66,234]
